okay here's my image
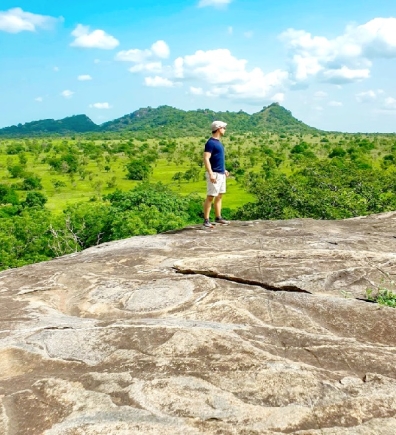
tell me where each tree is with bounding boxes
[18,153,28,166]
[48,153,79,173]
[183,167,201,182]
[106,176,117,189]
[234,159,396,221]
[0,209,53,270]
[125,159,152,180]
[51,179,67,192]
[22,191,47,208]
[328,147,346,158]
[8,164,25,178]
[0,184,19,205]
[172,172,183,185]
[20,175,43,191]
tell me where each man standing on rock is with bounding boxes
[202,120,230,228]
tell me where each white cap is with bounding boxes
[211,120,227,132]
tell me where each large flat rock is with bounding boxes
[1,213,396,434]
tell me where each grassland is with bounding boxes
[1,131,395,215]
[0,135,257,214]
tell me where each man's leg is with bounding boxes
[214,177,229,224]
[214,193,223,218]
[204,195,214,219]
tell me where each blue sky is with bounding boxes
[1,0,396,132]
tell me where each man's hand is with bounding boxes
[209,173,217,183]
[225,170,230,177]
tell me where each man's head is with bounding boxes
[211,120,227,134]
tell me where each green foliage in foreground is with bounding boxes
[0,183,203,271]
[366,288,396,308]
[234,159,396,220]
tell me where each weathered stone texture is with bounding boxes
[1,213,396,434]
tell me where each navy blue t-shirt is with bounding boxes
[204,137,225,173]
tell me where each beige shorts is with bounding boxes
[206,172,226,197]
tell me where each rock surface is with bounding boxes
[1,213,396,434]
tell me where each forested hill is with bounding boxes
[0,103,320,138]
[0,114,98,137]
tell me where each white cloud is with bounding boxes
[129,62,163,73]
[174,49,249,84]
[115,40,170,77]
[116,40,170,75]
[198,0,232,8]
[0,7,60,33]
[70,24,119,50]
[172,49,289,103]
[114,24,396,105]
[89,102,111,109]
[53,66,60,72]
[226,69,289,102]
[61,90,74,98]
[244,31,253,39]
[78,74,92,81]
[355,90,377,103]
[280,17,396,86]
[128,64,145,73]
[145,76,175,87]
[322,66,370,84]
[35,97,43,102]
[116,40,169,62]
[117,46,289,103]
[354,18,396,58]
[228,26,233,35]
[328,101,343,107]
[383,97,396,110]
[190,86,204,95]
[271,93,285,103]
[116,48,151,62]
[151,40,170,59]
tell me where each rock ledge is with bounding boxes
[1,214,396,434]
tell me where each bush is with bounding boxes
[0,184,19,205]
[234,159,396,220]
[20,175,43,191]
[22,192,47,208]
[328,147,346,158]
[8,165,25,178]
[125,159,152,180]
[0,209,53,269]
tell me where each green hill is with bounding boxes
[99,105,254,137]
[0,104,320,138]
[250,103,316,133]
[0,114,98,137]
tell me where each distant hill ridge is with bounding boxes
[0,103,320,138]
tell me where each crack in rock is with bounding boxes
[174,267,312,294]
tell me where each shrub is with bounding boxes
[125,159,152,180]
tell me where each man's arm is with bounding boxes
[203,151,217,183]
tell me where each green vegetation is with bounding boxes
[235,159,396,220]
[0,182,202,269]
[366,287,396,308]
[1,105,396,272]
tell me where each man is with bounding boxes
[202,120,230,228]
